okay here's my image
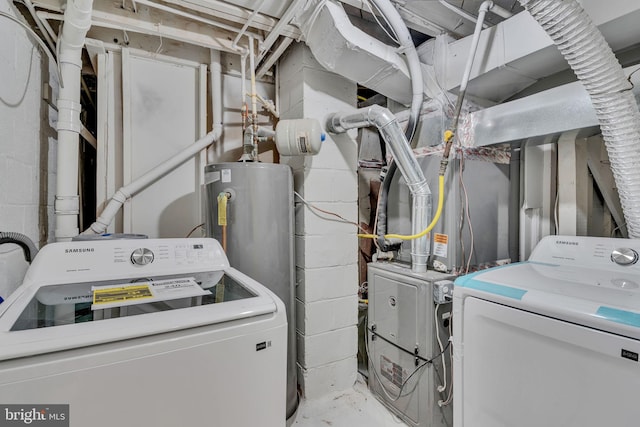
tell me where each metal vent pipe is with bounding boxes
[327,105,431,272]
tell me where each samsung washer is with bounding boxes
[0,238,287,427]
[453,235,640,427]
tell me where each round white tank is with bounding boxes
[275,118,325,156]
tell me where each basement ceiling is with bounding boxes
[20,0,524,77]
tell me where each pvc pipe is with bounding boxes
[134,0,263,45]
[22,0,56,51]
[240,53,247,128]
[257,0,305,63]
[519,0,640,237]
[370,0,423,143]
[231,0,266,50]
[84,130,221,234]
[85,53,224,234]
[438,0,488,28]
[256,93,279,118]
[448,0,491,139]
[249,36,258,127]
[327,105,431,272]
[208,49,223,164]
[55,0,93,241]
[249,35,258,158]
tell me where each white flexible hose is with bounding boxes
[519,0,640,237]
[371,0,423,142]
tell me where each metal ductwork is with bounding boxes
[299,1,412,105]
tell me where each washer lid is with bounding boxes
[0,268,280,361]
[455,236,640,340]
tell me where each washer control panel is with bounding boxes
[33,238,229,281]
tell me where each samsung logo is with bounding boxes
[65,248,95,254]
[555,240,579,246]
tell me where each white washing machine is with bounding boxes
[453,235,640,427]
[0,238,287,427]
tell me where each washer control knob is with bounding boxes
[131,248,154,266]
[611,248,639,266]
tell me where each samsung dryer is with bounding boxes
[0,238,287,427]
[453,235,640,427]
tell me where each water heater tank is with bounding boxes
[204,162,298,419]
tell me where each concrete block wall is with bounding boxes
[0,0,56,299]
[279,43,359,399]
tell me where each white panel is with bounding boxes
[460,297,640,427]
[96,52,123,233]
[519,140,556,260]
[122,51,203,237]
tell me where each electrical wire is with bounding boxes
[0,11,62,86]
[366,322,452,402]
[186,223,205,238]
[294,191,368,233]
[440,318,454,406]
[0,44,35,107]
[434,304,447,394]
[363,0,400,45]
[458,151,474,273]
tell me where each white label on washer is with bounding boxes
[91,277,207,310]
[221,169,231,183]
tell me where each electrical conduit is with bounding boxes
[327,105,431,272]
[519,0,640,237]
[55,0,94,241]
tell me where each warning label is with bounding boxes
[380,355,407,389]
[91,277,207,311]
[93,285,153,306]
[433,233,449,258]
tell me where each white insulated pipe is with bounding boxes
[327,105,431,272]
[84,53,224,234]
[370,0,423,141]
[518,0,640,237]
[249,36,258,128]
[55,0,93,241]
[208,49,223,164]
[85,130,221,234]
[450,1,509,134]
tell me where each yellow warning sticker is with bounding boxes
[433,233,449,258]
[93,284,153,306]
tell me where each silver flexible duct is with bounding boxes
[327,105,431,272]
[519,0,640,237]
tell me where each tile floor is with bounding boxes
[291,375,407,427]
